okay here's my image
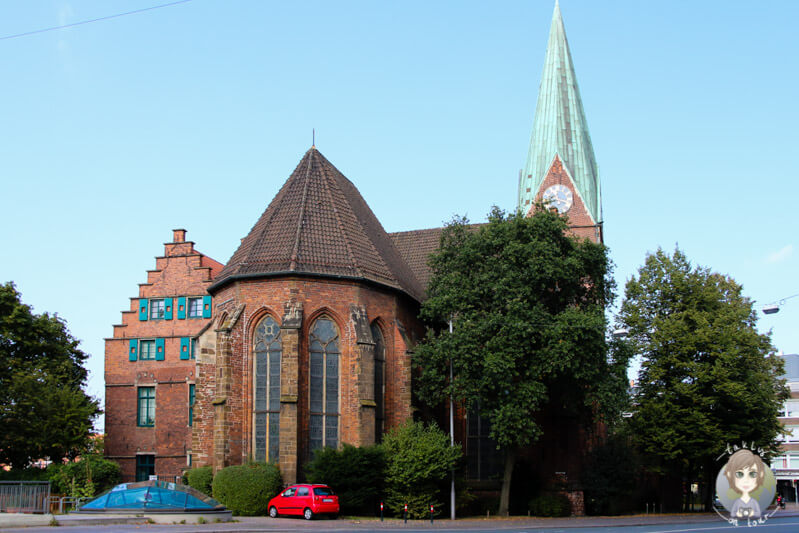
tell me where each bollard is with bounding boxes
[430,504,434,524]
[380,501,384,522]
[404,503,408,524]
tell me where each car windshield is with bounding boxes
[313,487,334,496]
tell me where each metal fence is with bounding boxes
[0,481,51,513]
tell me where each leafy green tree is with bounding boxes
[414,207,620,515]
[382,420,461,518]
[0,282,101,468]
[306,443,385,515]
[619,248,788,511]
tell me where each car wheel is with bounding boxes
[303,508,313,520]
[269,506,278,518]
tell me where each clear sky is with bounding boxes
[2,1,798,431]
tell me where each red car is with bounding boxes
[268,484,339,520]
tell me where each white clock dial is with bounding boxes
[542,184,573,214]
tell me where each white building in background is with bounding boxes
[771,353,799,502]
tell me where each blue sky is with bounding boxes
[2,1,797,429]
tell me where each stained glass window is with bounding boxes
[309,317,339,454]
[253,315,281,462]
[371,323,385,443]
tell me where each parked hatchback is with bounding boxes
[268,484,339,520]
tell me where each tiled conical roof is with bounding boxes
[518,1,601,223]
[210,148,425,302]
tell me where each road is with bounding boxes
[3,514,799,533]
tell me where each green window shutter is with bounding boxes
[129,339,138,361]
[177,297,186,320]
[203,295,212,318]
[155,338,165,361]
[164,298,173,320]
[180,337,190,360]
[139,299,148,321]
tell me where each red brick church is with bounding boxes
[104,2,602,500]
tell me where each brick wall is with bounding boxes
[191,276,423,483]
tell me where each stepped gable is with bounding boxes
[211,147,425,302]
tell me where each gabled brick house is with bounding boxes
[104,230,223,481]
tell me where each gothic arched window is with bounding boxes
[254,315,281,462]
[371,323,386,443]
[309,317,339,452]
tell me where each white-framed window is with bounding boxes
[188,297,203,318]
[139,340,156,360]
[150,299,165,320]
[783,400,799,417]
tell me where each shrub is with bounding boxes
[529,492,571,517]
[48,456,121,497]
[306,443,385,515]
[382,420,461,519]
[211,462,282,516]
[185,466,214,496]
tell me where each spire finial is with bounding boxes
[312,128,315,148]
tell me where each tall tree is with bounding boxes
[0,282,101,468]
[619,248,787,510]
[414,207,620,516]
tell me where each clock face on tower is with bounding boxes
[542,184,573,214]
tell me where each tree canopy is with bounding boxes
[0,282,101,468]
[414,207,623,515]
[618,248,787,509]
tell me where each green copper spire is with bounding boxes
[519,1,601,223]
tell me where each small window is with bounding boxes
[313,487,334,496]
[139,340,156,360]
[150,299,166,320]
[191,338,197,359]
[137,387,155,427]
[188,384,196,427]
[188,297,203,319]
[282,488,295,497]
[297,487,309,496]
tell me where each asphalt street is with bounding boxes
[3,514,799,533]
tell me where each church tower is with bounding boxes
[518,1,602,243]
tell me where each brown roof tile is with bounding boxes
[389,224,485,292]
[388,228,443,291]
[210,148,425,302]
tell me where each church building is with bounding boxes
[104,2,602,504]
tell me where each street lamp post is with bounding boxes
[449,318,455,521]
